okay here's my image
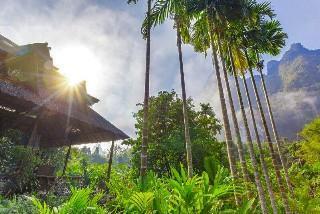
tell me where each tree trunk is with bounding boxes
[176,23,193,178]
[256,52,293,195]
[106,140,115,182]
[217,35,250,185]
[244,49,291,213]
[140,0,151,180]
[207,16,239,205]
[226,46,269,213]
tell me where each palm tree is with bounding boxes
[128,0,152,179]
[187,0,246,205]
[236,2,292,212]
[257,58,293,194]
[226,44,273,213]
[253,19,293,195]
[144,0,194,177]
[176,23,193,177]
[228,46,278,212]
[224,3,280,209]
[217,33,250,185]
[208,25,239,205]
[244,49,290,214]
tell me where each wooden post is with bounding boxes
[106,139,115,182]
[27,109,44,148]
[62,142,72,177]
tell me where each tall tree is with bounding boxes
[226,44,273,213]
[176,24,193,177]
[128,0,152,180]
[245,49,290,214]
[224,3,280,208]
[217,34,250,185]
[124,91,224,176]
[144,0,194,177]
[234,1,292,211]
[253,19,293,194]
[187,0,247,205]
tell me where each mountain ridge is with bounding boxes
[246,43,320,140]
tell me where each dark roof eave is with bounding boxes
[0,79,129,142]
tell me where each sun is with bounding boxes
[66,75,81,86]
[52,44,101,88]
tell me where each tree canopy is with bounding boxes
[124,90,226,175]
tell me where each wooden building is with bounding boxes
[0,34,129,148]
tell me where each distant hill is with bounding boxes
[232,43,320,140]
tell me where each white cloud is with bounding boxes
[0,0,226,139]
[0,0,149,137]
[1,0,319,143]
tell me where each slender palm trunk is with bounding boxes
[106,140,115,182]
[226,46,269,213]
[176,23,193,178]
[229,47,277,213]
[244,49,290,213]
[256,52,293,195]
[217,36,250,185]
[140,0,151,179]
[207,16,239,205]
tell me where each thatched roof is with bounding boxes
[0,35,129,147]
[0,75,129,148]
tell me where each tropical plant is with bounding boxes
[107,162,248,213]
[124,91,224,176]
[144,0,194,178]
[282,118,320,213]
[296,117,320,165]
[217,35,250,185]
[32,188,104,214]
[225,17,279,214]
[127,192,154,213]
[0,195,37,214]
[127,0,152,181]
[244,10,291,213]
[0,130,41,195]
[186,0,246,205]
[254,20,293,195]
[223,1,292,212]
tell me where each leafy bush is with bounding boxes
[32,188,104,214]
[0,131,40,194]
[106,163,247,213]
[0,195,37,214]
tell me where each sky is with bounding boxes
[1,0,320,145]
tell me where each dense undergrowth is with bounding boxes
[0,110,319,213]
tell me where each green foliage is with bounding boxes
[86,163,107,189]
[124,90,224,176]
[106,165,139,212]
[32,197,55,214]
[0,195,37,214]
[39,148,66,171]
[297,117,320,164]
[128,192,154,213]
[0,130,40,193]
[279,117,320,213]
[106,163,247,213]
[31,188,104,214]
